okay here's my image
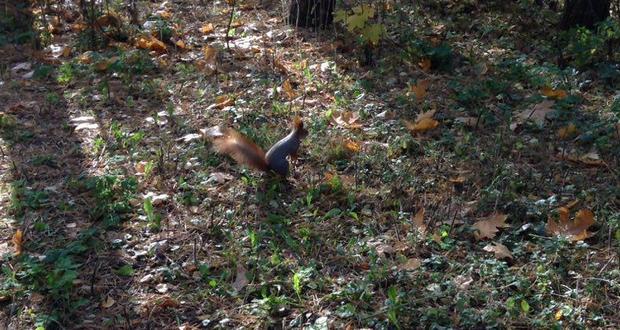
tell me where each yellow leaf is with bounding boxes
[199,23,214,34]
[175,40,186,49]
[12,229,23,255]
[148,36,167,53]
[343,139,361,153]
[541,86,567,100]
[282,79,296,100]
[419,58,432,72]
[404,117,439,134]
[136,37,151,50]
[555,309,563,321]
[472,213,509,240]
[157,10,172,20]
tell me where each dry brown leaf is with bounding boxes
[274,58,289,75]
[232,264,249,292]
[158,296,180,309]
[409,79,430,101]
[101,296,116,308]
[483,242,513,260]
[472,213,510,240]
[199,23,214,34]
[148,36,167,53]
[399,258,422,271]
[343,139,361,153]
[12,229,23,255]
[404,117,439,134]
[215,95,234,108]
[419,58,431,72]
[62,47,72,57]
[282,79,296,100]
[412,208,427,234]
[203,45,218,64]
[156,10,172,20]
[541,87,567,100]
[557,123,578,139]
[546,208,595,241]
[333,111,362,129]
[518,100,555,126]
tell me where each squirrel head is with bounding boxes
[293,116,309,139]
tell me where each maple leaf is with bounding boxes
[483,242,513,260]
[472,213,509,240]
[404,110,439,134]
[347,14,366,30]
[546,208,595,241]
[518,100,555,126]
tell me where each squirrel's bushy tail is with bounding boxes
[211,128,269,172]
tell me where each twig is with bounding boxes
[226,0,236,51]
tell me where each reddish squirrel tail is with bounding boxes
[212,129,269,172]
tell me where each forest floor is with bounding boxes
[1,0,619,329]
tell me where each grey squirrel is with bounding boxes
[206,117,308,176]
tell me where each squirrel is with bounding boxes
[206,117,308,176]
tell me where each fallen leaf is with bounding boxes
[101,296,116,308]
[415,109,436,122]
[155,283,169,293]
[214,95,234,108]
[62,47,72,57]
[282,79,296,100]
[546,208,595,241]
[409,79,430,101]
[483,242,513,260]
[399,258,422,271]
[12,229,23,255]
[557,123,578,139]
[158,296,179,308]
[200,23,215,34]
[232,264,249,292]
[419,58,432,72]
[412,208,427,234]
[472,213,510,240]
[333,111,362,129]
[343,139,361,153]
[203,45,218,64]
[518,100,555,127]
[404,117,439,134]
[541,87,567,100]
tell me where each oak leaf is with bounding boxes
[472,213,509,240]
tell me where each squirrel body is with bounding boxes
[210,117,308,176]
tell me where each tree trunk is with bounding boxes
[561,0,610,30]
[288,0,335,30]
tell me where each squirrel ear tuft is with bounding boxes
[293,116,304,128]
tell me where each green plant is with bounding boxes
[335,5,384,46]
